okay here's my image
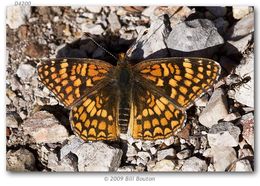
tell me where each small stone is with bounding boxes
[150,160,175,171]
[181,157,207,172]
[22,111,69,144]
[108,11,121,32]
[199,88,229,128]
[86,6,102,13]
[233,6,251,20]
[60,135,84,159]
[16,63,35,83]
[73,142,123,171]
[203,147,237,171]
[232,159,253,172]
[47,152,77,172]
[223,112,241,122]
[25,43,48,58]
[134,141,143,150]
[137,151,151,165]
[126,145,137,157]
[207,122,241,147]
[157,148,176,161]
[206,6,227,17]
[176,149,191,160]
[17,25,29,40]
[238,113,254,150]
[6,6,31,29]
[6,148,35,171]
[225,34,252,55]
[6,113,20,128]
[150,147,157,155]
[195,95,209,107]
[81,23,104,35]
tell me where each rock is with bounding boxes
[17,25,29,40]
[225,34,252,55]
[233,53,254,107]
[6,148,35,171]
[60,135,84,159]
[86,6,102,13]
[126,145,137,157]
[22,111,69,144]
[108,11,121,32]
[206,6,227,17]
[199,88,229,128]
[157,148,176,161]
[47,152,78,172]
[6,6,31,29]
[176,149,191,160]
[137,151,151,165]
[223,112,241,122]
[166,19,224,57]
[233,6,251,20]
[6,113,20,128]
[25,43,48,58]
[81,23,104,35]
[203,147,237,171]
[231,159,253,172]
[238,113,254,150]
[16,63,36,83]
[73,142,123,171]
[213,17,229,36]
[181,157,207,172]
[207,122,241,147]
[238,148,254,159]
[150,160,175,171]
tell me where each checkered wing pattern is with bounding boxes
[131,57,221,140]
[37,58,113,107]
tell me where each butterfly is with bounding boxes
[37,53,221,141]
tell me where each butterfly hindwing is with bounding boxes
[37,58,113,107]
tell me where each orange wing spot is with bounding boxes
[86,78,93,86]
[161,63,169,76]
[88,69,99,76]
[101,110,107,117]
[90,107,97,117]
[183,61,192,68]
[149,98,156,107]
[156,78,164,86]
[97,131,106,138]
[193,78,200,83]
[206,70,211,76]
[164,128,172,135]
[213,66,219,72]
[207,64,212,69]
[177,95,185,105]
[83,98,92,107]
[84,119,91,128]
[180,86,188,94]
[160,118,168,126]
[99,69,108,73]
[148,108,154,115]
[44,65,49,69]
[87,101,95,113]
[50,67,55,72]
[198,66,204,73]
[48,83,54,88]
[55,86,61,92]
[38,66,43,72]
[96,109,101,116]
[168,104,175,112]
[73,79,81,86]
[60,62,68,68]
[207,79,212,84]
[70,75,76,81]
[144,131,152,138]
[81,130,87,137]
[71,69,76,75]
[142,109,148,117]
[197,73,204,79]
[65,86,73,94]
[165,110,173,120]
[75,122,82,132]
[59,93,64,99]
[80,112,87,122]
[78,106,84,114]
[141,68,151,73]
[154,127,163,136]
[91,119,98,127]
[88,128,96,137]
[174,110,180,118]
[156,99,165,111]
[67,94,74,104]
[144,120,151,129]
[167,63,174,74]
[98,121,106,130]
[169,78,178,87]
[61,80,68,86]
[76,64,82,74]
[44,71,49,76]
[51,73,57,79]
[152,64,160,69]
[159,97,169,105]
[61,73,68,79]
[150,69,162,76]
[170,88,177,99]
[184,80,192,87]
[75,87,80,98]
[59,68,66,75]
[184,73,193,80]
[189,93,195,99]
[153,105,162,115]
[54,78,61,83]
[108,115,113,121]
[92,76,105,81]
[89,64,97,69]
[175,75,182,81]
[152,118,159,127]
[186,68,194,74]
[145,75,157,82]
[171,121,179,129]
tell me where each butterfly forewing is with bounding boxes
[37,58,113,107]
[133,57,221,109]
[70,81,120,141]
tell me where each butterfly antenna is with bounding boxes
[84,33,118,61]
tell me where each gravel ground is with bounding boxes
[6,6,254,172]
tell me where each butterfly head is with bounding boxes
[118,53,127,65]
